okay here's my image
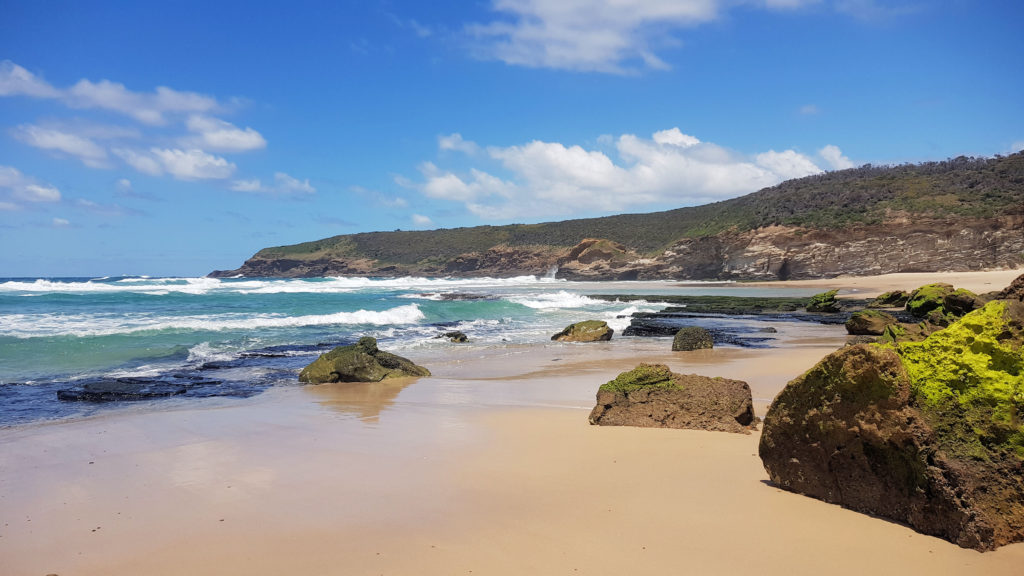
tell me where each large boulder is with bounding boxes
[844,309,897,335]
[299,337,430,384]
[998,272,1024,301]
[551,320,613,342]
[589,364,756,433]
[806,289,841,313]
[760,300,1024,551]
[672,326,714,351]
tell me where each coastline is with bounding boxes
[3,269,1023,575]
[741,268,1024,298]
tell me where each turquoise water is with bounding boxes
[0,275,819,425]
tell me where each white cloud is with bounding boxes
[755,150,823,180]
[412,214,434,226]
[407,128,830,220]
[438,133,480,155]
[0,60,60,98]
[14,124,110,168]
[230,172,315,196]
[0,201,19,211]
[1010,141,1024,154]
[66,79,218,125]
[113,148,164,176]
[468,0,721,73]
[0,165,62,204]
[819,144,855,170]
[52,217,70,227]
[799,104,820,115]
[117,178,133,191]
[150,148,236,180]
[184,115,266,152]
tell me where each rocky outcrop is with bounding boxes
[589,364,756,433]
[551,320,613,342]
[672,327,713,351]
[299,337,430,384]
[906,283,982,326]
[759,299,1024,551]
[845,309,897,335]
[435,330,468,343]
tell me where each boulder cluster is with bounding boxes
[298,337,430,384]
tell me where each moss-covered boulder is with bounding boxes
[298,337,430,384]
[671,326,714,351]
[760,299,1024,551]
[589,363,756,433]
[877,321,943,344]
[868,290,911,308]
[845,309,897,335]
[905,283,981,326]
[551,320,613,342]
[806,289,841,313]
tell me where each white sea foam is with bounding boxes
[0,304,426,338]
[506,290,600,310]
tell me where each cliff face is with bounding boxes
[210,153,1024,280]
[211,215,1023,281]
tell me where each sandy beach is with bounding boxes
[3,269,1023,576]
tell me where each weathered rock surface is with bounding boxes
[57,378,192,401]
[298,337,430,384]
[869,290,911,308]
[905,283,982,326]
[998,273,1024,301]
[672,327,713,351]
[589,364,756,433]
[760,299,1024,551]
[551,320,613,342]
[845,309,897,335]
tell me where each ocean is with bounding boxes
[0,275,827,426]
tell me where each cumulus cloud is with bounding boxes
[0,165,62,205]
[819,144,855,170]
[230,172,315,196]
[184,115,266,152]
[150,148,236,180]
[13,124,110,168]
[438,133,480,155]
[405,128,834,220]
[412,214,434,227]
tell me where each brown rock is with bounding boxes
[589,364,756,433]
[551,320,613,342]
[844,309,897,335]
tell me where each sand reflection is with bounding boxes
[302,377,420,422]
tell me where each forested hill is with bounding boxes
[211,153,1024,280]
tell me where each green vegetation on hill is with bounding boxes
[255,153,1024,265]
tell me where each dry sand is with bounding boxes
[743,267,1024,298]
[3,269,1023,575]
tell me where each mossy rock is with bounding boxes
[845,309,897,335]
[905,283,981,326]
[298,337,430,384]
[551,320,613,342]
[760,297,1024,551]
[672,326,714,351]
[806,289,841,313]
[591,363,755,433]
[868,290,910,308]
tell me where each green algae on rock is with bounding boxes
[806,289,841,313]
[760,295,1024,551]
[299,337,430,384]
[868,290,910,308]
[591,363,756,433]
[551,320,613,342]
[905,283,982,326]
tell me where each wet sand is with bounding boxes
[3,269,1024,575]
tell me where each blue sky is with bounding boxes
[1,0,1022,276]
